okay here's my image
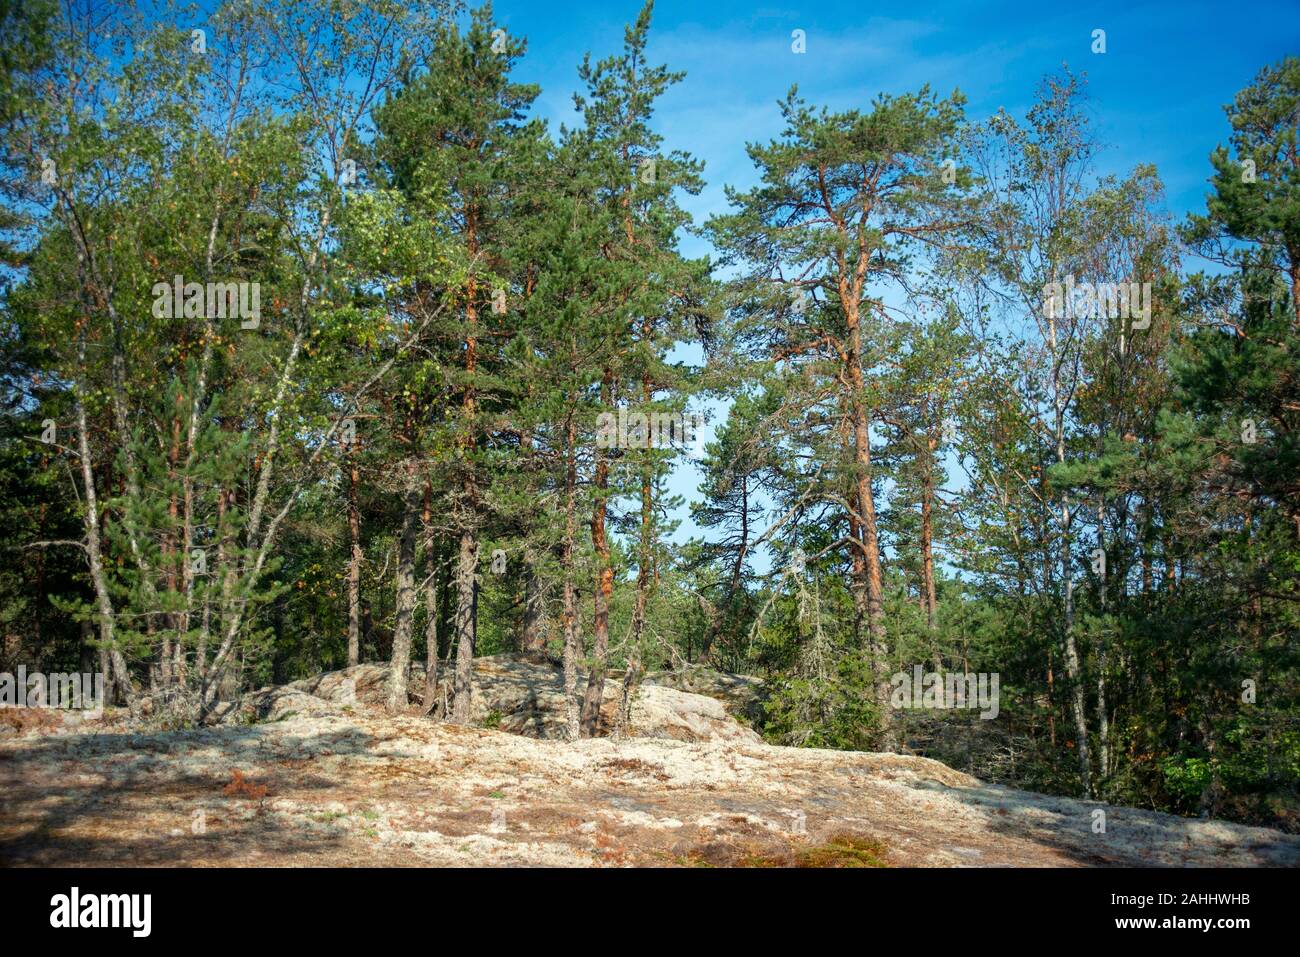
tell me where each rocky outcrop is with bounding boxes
[241,655,760,745]
[12,658,1281,869]
[643,665,767,726]
[249,686,350,724]
[5,703,1299,868]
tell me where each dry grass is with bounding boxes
[597,757,670,781]
[0,709,60,733]
[740,834,890,868]
[222,769,269,800]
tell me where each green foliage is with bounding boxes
[1,2,1297,833]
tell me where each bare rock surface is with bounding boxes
[3,702,1298,867]
[245,656,761,745]
[643,665,767,725]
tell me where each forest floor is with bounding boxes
[3,703,1299,867]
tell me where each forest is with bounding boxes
[1,0,1297,833]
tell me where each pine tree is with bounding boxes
[708,83,977,748]
[373,3,545,718]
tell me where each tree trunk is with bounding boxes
[1046,648,1057,749]
[160,408,182,689]
[619,382,655,736]
[99,644,113,707]
[177,336,213,694]
[73,355,133,704]
[422,482,439,716]
[1140,502,1154,595]
[520,551,545,656]
[451,530,479,724]
[920,441,938,631]
[451,213,481,725]
[580,368,615,737]
[561,408,581,741]
[1097,499,1111,783]
[1047,298,1090,797]
[159,633,172,690]
[844,308,890,747]
[346,450,363,668]
[387,463,421,712]
[702,474,748,666]
[1061,497,1092,796]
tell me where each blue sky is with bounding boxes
[502,0,1299,246]
[480,0,1298,550]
